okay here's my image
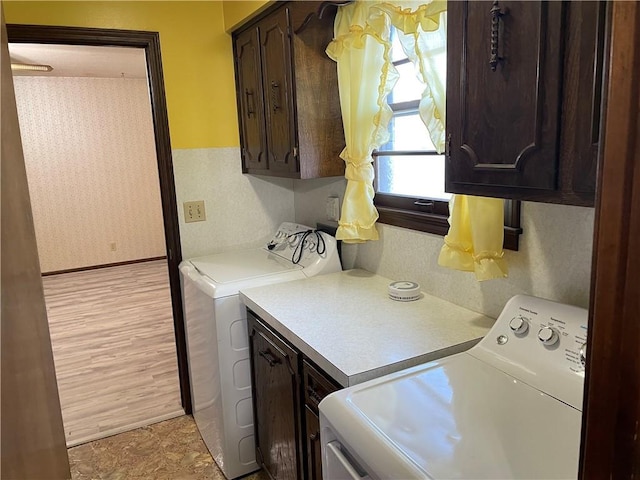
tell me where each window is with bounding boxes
[374,27,521,250]
[374,28,451,236]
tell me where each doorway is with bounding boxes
[6,25,191,422]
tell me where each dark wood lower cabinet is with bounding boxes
[305,407,322,480]
[248,312,302,480]
[248,310,341,480]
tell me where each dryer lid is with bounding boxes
[190,249,302,284]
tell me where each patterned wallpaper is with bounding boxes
[341,202,595,319]
[14,76,166,273]
[172,147,295,260]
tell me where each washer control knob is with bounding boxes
[307,239,317,252]
[509,316,529,335]
[538,326,559,346]
[580,343,587,367]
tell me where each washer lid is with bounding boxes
[190,249,302,284]
[322,354,581,479]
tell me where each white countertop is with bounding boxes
[240,269,495,387]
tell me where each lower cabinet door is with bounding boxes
[249,317,301,480]
[305,406,322,480]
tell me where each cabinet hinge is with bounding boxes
[293,146,299,158]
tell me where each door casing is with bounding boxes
[6,23,192,414]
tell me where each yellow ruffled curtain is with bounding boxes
[326,2,397,243]
[375,1,447,152]
[438,195,508,281]
[327,0,446,243]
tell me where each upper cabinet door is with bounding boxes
[259,8,298,176]
[568,1,607,196]
[446,1,564,195]
[235,27,267,172]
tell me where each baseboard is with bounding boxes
[43,256,167,276]
[66,408,185,448]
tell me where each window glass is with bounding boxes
[388,63,424,104]
[376,154,450,200]
[375,27,448,203]
[380,112,436,151]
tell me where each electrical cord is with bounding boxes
[290,229,326,264]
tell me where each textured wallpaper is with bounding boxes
[14,76,166,273]
[339,202,595,319]
[172,147,295,260]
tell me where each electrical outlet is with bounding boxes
[326,196,340,221]
[184,200,206,223]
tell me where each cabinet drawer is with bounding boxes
[303,360,340,415]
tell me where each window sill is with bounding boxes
[376,205,522,251]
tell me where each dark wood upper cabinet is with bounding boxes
[446,0,607,206]
[565,1,607,196]
[233,1,345,179]
[260,8,297,175]
[236,27,267,171]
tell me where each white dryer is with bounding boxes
[180,222,341,479]
[320,295,587,479]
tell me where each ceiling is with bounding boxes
[8,43,148,79]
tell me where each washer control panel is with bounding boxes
[468,295,588,410]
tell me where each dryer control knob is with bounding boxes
[509,316,529,335]
[538,326,559,346]
[579,343,587,367]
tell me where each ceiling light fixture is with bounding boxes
[11,63,54,72]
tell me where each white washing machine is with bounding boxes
[180,222,341,479]
[320,295,587,479]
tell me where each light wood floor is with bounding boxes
[43,260,184,447]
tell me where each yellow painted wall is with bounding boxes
[222,0,270,32]
[4,1,244,149]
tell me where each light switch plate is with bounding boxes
[184,200,206,223]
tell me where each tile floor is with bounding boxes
[68,415,268,480]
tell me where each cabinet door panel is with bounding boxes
[260,8,298,175]
[569,1,606,195]
[305,407,322,480]
[302,361,339,480]
[446,1,564,194]
[249,323,300,480]
[235,28,267,171]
